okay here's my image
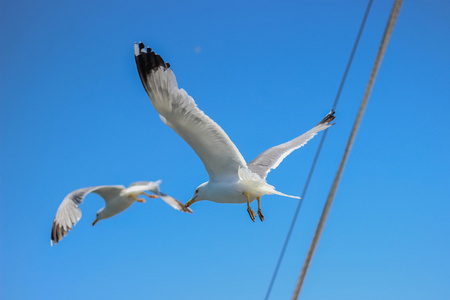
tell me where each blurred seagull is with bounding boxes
[51,180,192,245]
[134,43,335,222]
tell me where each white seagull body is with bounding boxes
[134,43,335,221]
[51,180,191,245]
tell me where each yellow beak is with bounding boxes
[185,196,197,208]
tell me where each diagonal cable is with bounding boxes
[291,1,403,299]
[264,1,373,299]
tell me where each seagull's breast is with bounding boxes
[101,196,135,219]
[206,175,272,204]
[206,180,246,204]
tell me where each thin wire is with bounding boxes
[264,1,373,299]
[291,1,403,299]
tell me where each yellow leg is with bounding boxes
[143,192,159,199]
[131,194,146,203]
[244,192,256,222]
[257,197,264,221]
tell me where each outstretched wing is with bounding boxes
[247,111,336,179]
[133,180,193,213]
[158,191,193,213]
[50,185,124,246]
[128,180,162,192]
[134,43,247,181]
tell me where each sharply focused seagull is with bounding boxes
[134,43,335,221]
[51,180,192,245]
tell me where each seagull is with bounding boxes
[134,43,335,222]
[51,180,192,245]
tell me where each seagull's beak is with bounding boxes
[185,196,197,208]
[92,219,99,226]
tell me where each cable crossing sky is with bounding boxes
[291,0,404,299]
[264,0,374,299]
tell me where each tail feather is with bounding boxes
[272,190,301,199]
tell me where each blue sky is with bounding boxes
[1,0,449,299]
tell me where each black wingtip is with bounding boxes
[134,42,170,72]
[318,110,336,125]
[134,42,171,91]
[50,221,69,246]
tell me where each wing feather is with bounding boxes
[247,111,336,179]
[138,180,193,213]
[51,185,124,246]
[158,191,193,213]
[135,43,246,180]
[129,180,161,190]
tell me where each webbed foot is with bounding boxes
[247,206,257,222]
[143,192,159,199]
[131,194,146,203]
[244,192,256,222]
[257,197,264,221]
[258,209,265,221]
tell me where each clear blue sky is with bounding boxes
[1,1,449,299]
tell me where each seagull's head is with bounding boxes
[186,182,208,207]
[92,210,105,226]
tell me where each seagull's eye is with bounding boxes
[195,189,199,194]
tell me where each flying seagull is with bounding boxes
[134,43,335,222]
[51,180,192,245]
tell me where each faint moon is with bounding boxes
[194,46,201,54]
